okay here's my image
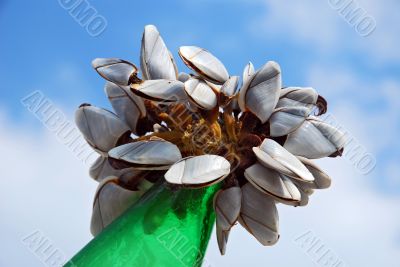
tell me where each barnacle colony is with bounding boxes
[75,25,346,254]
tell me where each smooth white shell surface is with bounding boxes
[239,183,279,246]
[164,155,230,186]
[179,46,229,84]
[131,79,187,102]
[92,58,137,86]
[269,106,310,137]
[75,105,130,153]
[105,82,146,134]
[108,140,182,166]
[253,139,314,182]
[184,78,217,110]
[284,117,346,159]
[244,163,301,202]
[140,25,177,80]
[239,61,281,123]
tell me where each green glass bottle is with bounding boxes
[65,182,219,267]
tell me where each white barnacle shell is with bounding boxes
[164,155,230,187]
[90,156,113,181]
[293,184,312,207]
[214,186,242,255]
[221,76,239,97]
[253,139,314,183]
[219,76,239,107]
[104,82,146,134]
[214,187,242,229]
[205,80,223,93]
[178,72,191,83]
[239,183,279,246]
[296,156,331,189]
[89,156,139,182]
[244,163,301,204]
[284,116,346,159]
[242,61,255,85]
[140,25,178,80]
[108,140,182,170]
[277,87,318,110]
[75,105,130,155]
[238,61,281,123]
[269,106,310,137]
[131,79,187,103]
[178,46,229,85]
[92,58,138,86]
[216,225,230,256]
[90,176,144,236]
[184,78,218,110]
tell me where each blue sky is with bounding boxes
[1,0,399,266]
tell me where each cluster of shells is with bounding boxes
[75,25,346,254]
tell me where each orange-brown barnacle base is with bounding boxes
[131,99,274,189]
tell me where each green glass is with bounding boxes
[65,182,219,267]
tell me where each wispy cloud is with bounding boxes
[251,0,400,63]
[0,112,96,266]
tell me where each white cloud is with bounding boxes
[0,112,97,266]
[252,0,400,63]
[253,1,340,48]
[384,160,400,188]
[307,63,400,154]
